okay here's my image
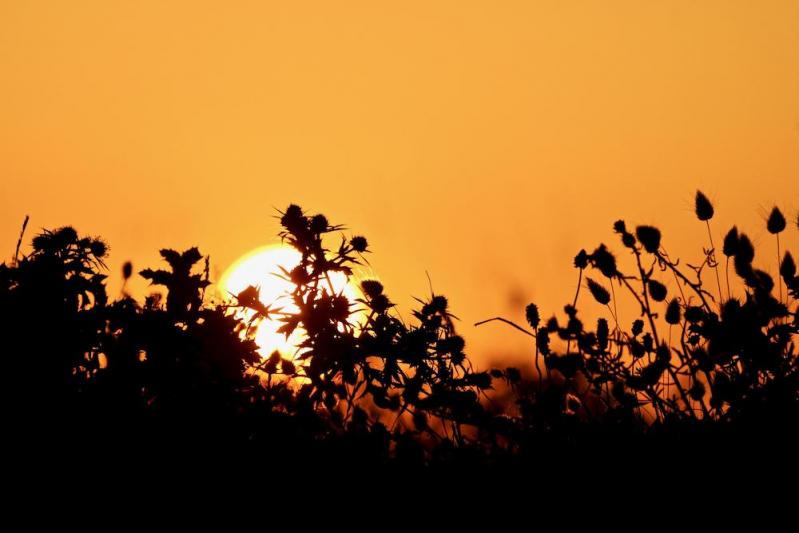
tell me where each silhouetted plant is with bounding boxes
[4,193,799,477]
[480,190,799,441]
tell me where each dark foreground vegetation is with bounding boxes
[3,192,799,485]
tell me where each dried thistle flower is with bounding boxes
[586,277,611,305]
[310,214,329,234]
[695,190,714,221]
[525,303,540,329]
[647,279,667,302]
[360,279,384,299]
[665,298,681,325]
[590,244,617,278]
[635,226,661,253]
[722,226,739,257]
[350,235,368,253]
[767,206,786,234]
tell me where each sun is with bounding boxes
[218,244,361,359]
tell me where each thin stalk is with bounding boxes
[14,215,29,266]
[777,233,783,303]
[725,256,731,301]
[706,220,724,307]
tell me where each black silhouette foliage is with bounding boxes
[4,194,799,480]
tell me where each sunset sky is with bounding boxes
[2,1,798,364]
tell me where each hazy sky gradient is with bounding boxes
[2,1,798,364]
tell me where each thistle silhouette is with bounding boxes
[3,193,799,480]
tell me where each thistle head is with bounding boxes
[767,206,786,234]
[695,190,714,221]
[635,226,661,254]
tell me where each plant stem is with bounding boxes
[706,220,724,308]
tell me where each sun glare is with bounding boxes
[218,245,361,359]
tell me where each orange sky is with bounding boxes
[2,1,798,365]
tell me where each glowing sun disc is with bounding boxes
[218,245,360,359]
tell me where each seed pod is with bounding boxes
[648,279,667,301]
[635,226,661,253]
[665,298,681,325]
[525,303,540,329]
[586,277,611,305]
[722,226,739,257]
[767,207,786,234]
[591,244,618,278]
[622,232,636,248]
[350,235,368,252]
[122,261,133,281]
[310,214,328,233]
[360,279,384,298]
[695,190,714,221]
[573,249,589,269]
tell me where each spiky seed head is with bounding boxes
[350,235,368,253]
[360,279,384,298]
[573,249,589,269]
[310,214,328,234]
[89,238,108,258]
[767,206,786,234]
[280,204,305,231]
[430,295,448,313]
[722,226,739,257]
[613,220,627,233]
[622,232,636,248]
[635,226,661,253]
[57,226,79,244]
[525,303,540,329]
[591,244,617,278]
[289,265,311,285]
[695,190,714,221]
[586,277,611,305]
[665,298,681,325]
[648,280,667,302]
[370,294,391,313]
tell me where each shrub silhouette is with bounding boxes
[3,193,799,479]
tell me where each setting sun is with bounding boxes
[218,244,362,359]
